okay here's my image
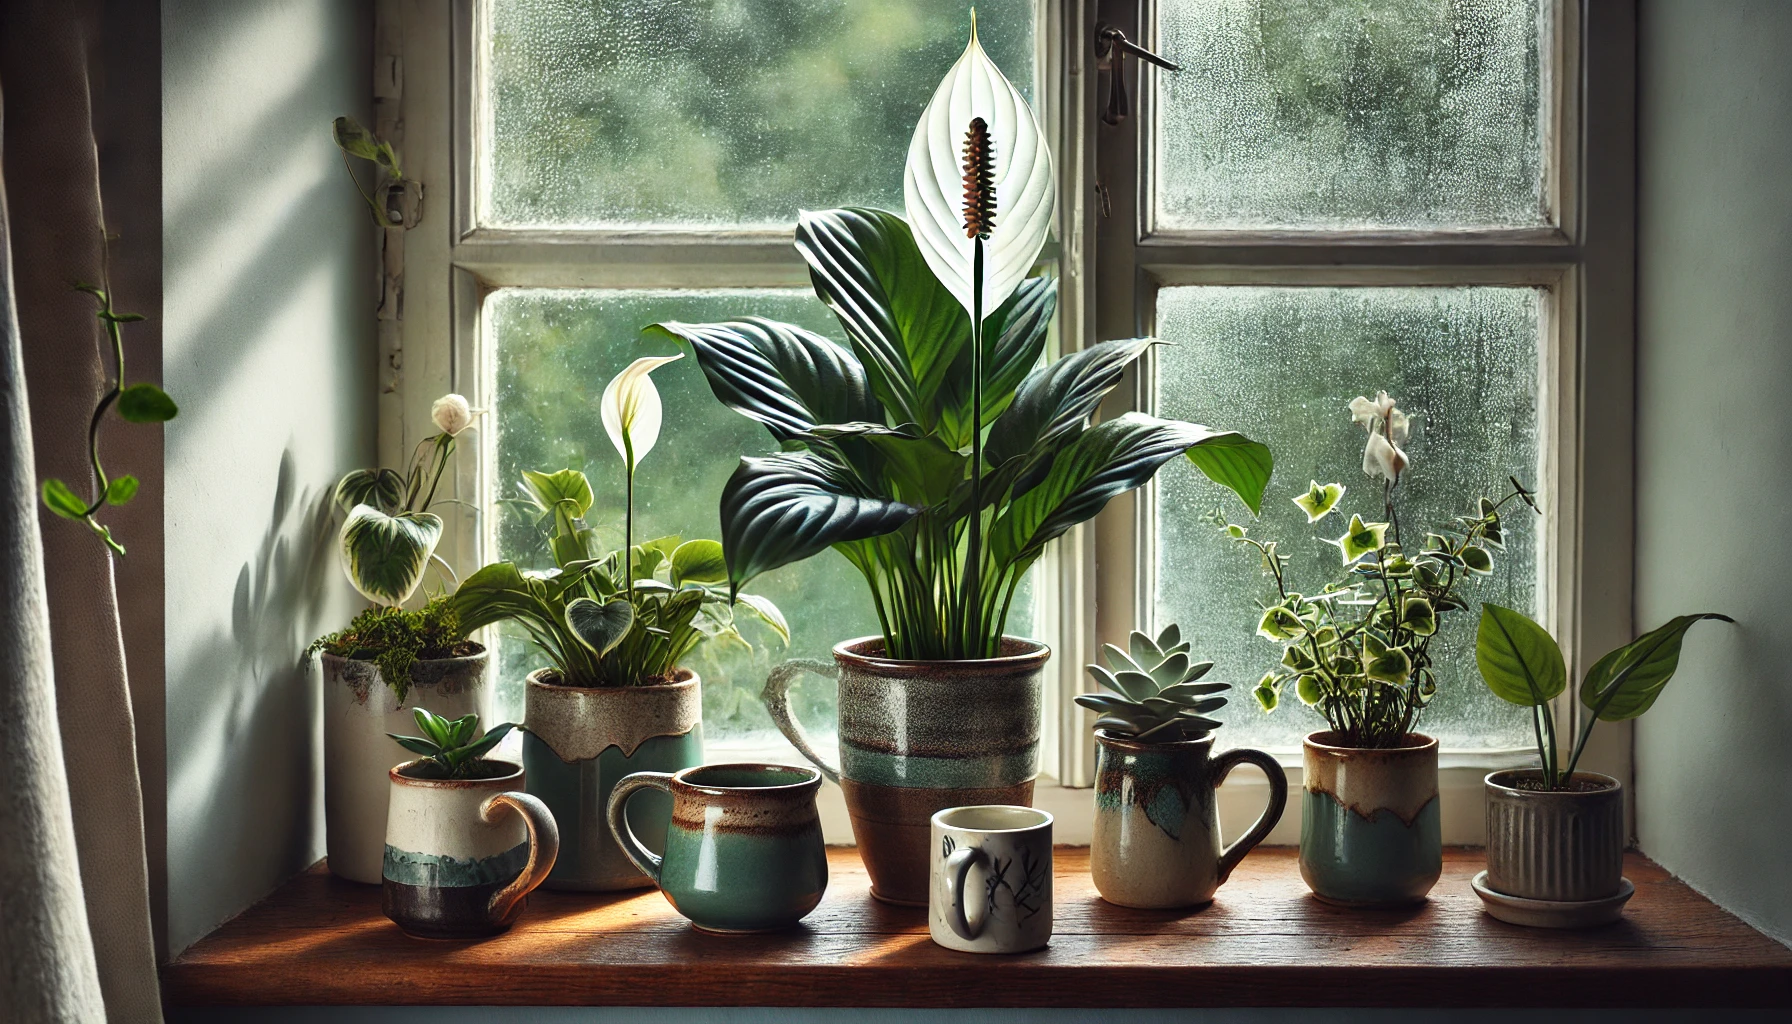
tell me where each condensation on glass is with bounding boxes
[480,0,1037,228]
[1153,0,1551,231]
[1152,285,1544,752]
[486,288,1031,741]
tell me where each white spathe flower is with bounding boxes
[602,354,683,471]
[430,393,474,436]
[903,13,1055,319]
[1349,391,1410,485]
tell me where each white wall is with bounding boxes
[1634,0,1792,946]
[162,0,373,955]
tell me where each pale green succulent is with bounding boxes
[1076,623,1230,743]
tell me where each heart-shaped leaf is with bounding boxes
[1475,603,1566,708]
[601,354,682,471]
[1579,613,1733,721]
[104,475,140,506]
[565,597,636,656]
[340,504,442,605]
[521,469,594,516]
[1362,635,1414,684]
[904,15,1055,319]
[335,468,406,514]
[718,453,921,595]
[118,383,178,423]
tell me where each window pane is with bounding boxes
[1152,285,1543,751]
[482,0,1038,228]
[1153,0,1549,231]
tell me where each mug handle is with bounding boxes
[606,771,674,883]
[943,845,989,940]
[762,659,842,784]
[1211,747,1289,886]
[482,791,560,925]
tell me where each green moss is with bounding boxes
[310,595,478,705]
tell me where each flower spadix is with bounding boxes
[904,12,1055,319]
[601,354,682,470]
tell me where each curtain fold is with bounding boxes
[0,1,164,1021]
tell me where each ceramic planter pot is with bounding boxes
[1484,769,1625,902]
[1300,730,1441,906]
[1091,730,1288,909]
[381,759,558,940]
[608,763,828,933]
[322,649,488,884]
[521,668,704,891]
[764,635,1047,906]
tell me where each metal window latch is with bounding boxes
[1096,24,1181,126]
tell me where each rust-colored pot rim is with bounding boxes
[670,762,822,799]
[389,758,522,788]
[831,634,1051,674]
[1485,768,1621,797]
[321,646,488,669]
[1303,730,1437,755]
[524,666,698,693]
[1093,727,1216,755]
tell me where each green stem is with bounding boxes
[964,240,985,658]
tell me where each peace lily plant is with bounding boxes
[651,17,1270,660]
[450,358,786,687]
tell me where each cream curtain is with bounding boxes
[0,1,164,1020]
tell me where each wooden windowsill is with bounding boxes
[164,847,1792,1008]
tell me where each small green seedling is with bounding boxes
[388,709,516,780]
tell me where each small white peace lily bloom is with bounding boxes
[1349,391,1410,485]
[601,354,683,470]
[430,393,475,436]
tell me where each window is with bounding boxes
[392,0,1631,835]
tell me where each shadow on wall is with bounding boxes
[167,449,337,941]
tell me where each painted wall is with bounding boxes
[1634,0,1792,946]
[162,0,373,954]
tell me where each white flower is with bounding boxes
[430,394,474,436]
[1349,391,1410,485]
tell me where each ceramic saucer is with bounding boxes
[1471,871,1634,928]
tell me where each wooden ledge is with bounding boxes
[164,847,1792,1008]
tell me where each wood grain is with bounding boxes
[163,847,1792,1008]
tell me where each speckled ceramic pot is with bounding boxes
[608,763,828,933]
[522,668,704,892]
[322,649,488,884]
[381,759,558,940]
[764,636,1047,906]
[1485,769,1625,903]
[1300,731,1442,906]
[1091,730,1288,909]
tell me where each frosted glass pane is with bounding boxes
[488,288,1031,741]
[1154,0,1549,231]
[483,0,1036,228]
[1152,286,1544,751]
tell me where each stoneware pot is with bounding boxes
[1300,730,1442,906]
[381,758,559,940]
[1091,730,1289,909]
[928,805,1053,954]
[607,763,828,933]
[1474,768,1632,928]
[322,648,488,884]
[764,635,1047,906]
[522,668,704,891]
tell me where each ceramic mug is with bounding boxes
[381,759,560,940]
[608,763,828,933]
[928,805,1053,954]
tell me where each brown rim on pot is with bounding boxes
[1304,730,1438,754]
[389,758,523,788]
[673,762,823,797]
[524,665,698,692]
[832,635,1051,674]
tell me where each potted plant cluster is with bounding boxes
[312,394,486,884]
[1214,392,1538,906]
[1471,604,1730,926]
[648,21,1270,905]
[1078,624,1288,909]
[450,358,786,891]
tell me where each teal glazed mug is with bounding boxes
[607,763,828,933]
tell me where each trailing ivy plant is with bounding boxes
[450,360,786,687]
[308,594,478,705]
[650,20,1270,661]
[1216,392,1539,749]
[389,709,516,780]
[39,280,178,555]
[1475,604,1732,790]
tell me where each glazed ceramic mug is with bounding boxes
[608,763,828,933]
[928,805,1053,954]
[382,759,559,940]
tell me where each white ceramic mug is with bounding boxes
[928,805,1053,954]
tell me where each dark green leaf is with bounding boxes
[648,317,881,444]
[935,276,1058,447]
[334,468,406,514]
[805,422,966,506]
[985,337,1155,471]
[104,475,139,506]
[1475,603,1566,707]
[1579,613,1733,721]
[565,597,635,656]
[117,383,178,423]
[41,478,88,519]
[718,453,920,595]
[387,734,440,758]
[458,722,516,762]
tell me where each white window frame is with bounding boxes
[383,0,1636,845]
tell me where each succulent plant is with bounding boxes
[388,709,517,780]
[1075,623,1230,742]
